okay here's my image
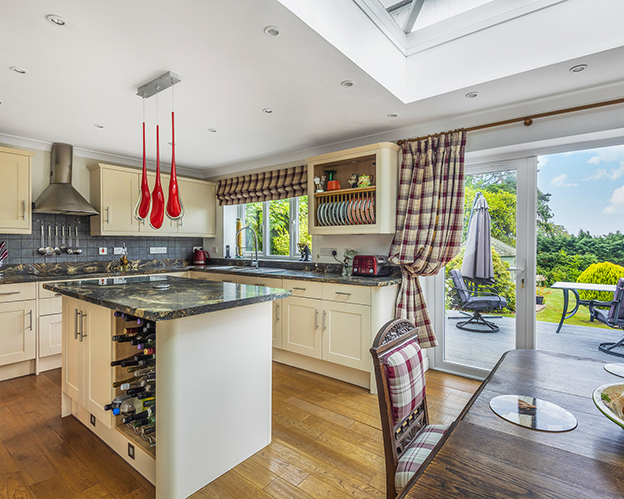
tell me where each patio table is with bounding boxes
[550,281,616,333]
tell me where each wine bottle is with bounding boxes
[124,327,143,334]
[142,398,156,407]
[114,311,145,325]
[146,372,156,381]
[129,366,154,376]
[113,376,137,388]
[122,406,155,424]
[127,383,155,397]
[143,347,156,355]
[104,394,131,411]
[111,353,142,367]
[113,397,144,416]
[138,358,155,367]
[130,333,155,346]
[119,376,148,391]
[137,390,155,400]
[133,353,155,363]
[136,341,155,350]
[120,359,140,368]
[112,333,139,343]
[141,425,155,435]
[134,415,156,428]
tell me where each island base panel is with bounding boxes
[156,301,273,499]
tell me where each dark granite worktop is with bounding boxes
[44,275,291,321]
[0,258,401,287]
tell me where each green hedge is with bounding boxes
[576,262,624,302]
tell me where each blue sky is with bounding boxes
[537,144,624,236]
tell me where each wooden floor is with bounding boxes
[0,363,480,499]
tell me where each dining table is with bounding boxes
[400,349,624,499]
[550,281,616,333]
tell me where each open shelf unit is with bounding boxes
[306,142,400,235]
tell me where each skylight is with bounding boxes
[379,0,496,33]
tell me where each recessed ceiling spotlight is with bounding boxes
[264,25,281,36]
[263,108,273,114]
[208,128,217,133]
[93,124,104,129]
[387,113,399,118]
[569,64,588,73]
[10,66,27,74]
[465,91,479,99]
[341,80,355,88]
[46,14,67,26]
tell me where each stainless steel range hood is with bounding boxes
[33,143,99,216]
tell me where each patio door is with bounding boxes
[428,157,537,379]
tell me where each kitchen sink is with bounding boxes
[235,267,284,274]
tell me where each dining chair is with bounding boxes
[589,277,624,357]
[370,319,449,499]
[448,268,507,332]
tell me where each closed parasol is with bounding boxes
[461,192,494,285]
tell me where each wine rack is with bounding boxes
[110,314,156,456]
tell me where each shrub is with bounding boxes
[576,262,624,302]
[445,247,516,313]
[536,250,598,286]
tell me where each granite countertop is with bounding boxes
[191,265,402,287]
[44,275,291,321]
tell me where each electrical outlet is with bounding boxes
[128,443,135,460]
[149,247,167,254]
[193,246,202,252]
[320,247,337,257]
[213,246,218,254]
[98,247,107,255]
[113,247,125,255]
[90,414,96,427]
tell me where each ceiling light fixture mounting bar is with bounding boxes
[137,71,181,99]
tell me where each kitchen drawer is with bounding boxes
[0,282,36,303]
[283,279,323,299]
[39,296,62,316]
[322,283,371,305]
[241,276,283,288]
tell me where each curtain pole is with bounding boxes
[397,96,624,146]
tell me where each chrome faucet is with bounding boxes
[235,225,259,268]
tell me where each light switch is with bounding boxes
[99,247,107,255]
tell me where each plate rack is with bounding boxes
[314,186,376,226]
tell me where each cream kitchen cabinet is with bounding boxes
[322,301,370,371]
[89,163,216,237]
[242,276,284,349]
[282,296,322,359]
[39,312,62,358]
[0,300,36,367]
[175,178,216,237]
[89,164,139,235]
[0,146,33,234]
[62,296,114,428]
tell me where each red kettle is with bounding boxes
[193,249,210,265]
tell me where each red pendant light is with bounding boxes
[166,110,184,220]
[135,100,151,221]
[150,121,165,230]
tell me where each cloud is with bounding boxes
[550,173,577,188]
[537,155,549,166]
[587,145,624,165]
[584,164,624,180]
[605,184,624,214]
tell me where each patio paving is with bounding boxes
[444,313,624,371]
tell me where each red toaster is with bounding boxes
[352,255,390,276]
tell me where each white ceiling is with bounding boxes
[1,0,624,175]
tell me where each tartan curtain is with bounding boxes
[216,165,307,206]
[388,131,466,348]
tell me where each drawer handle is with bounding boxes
[253,283,264,286]
[315,309,319,329]
[75,309,80,340]
[293,287,307,291]
[223,280,233,283]
[335,292,352,296]
[80,312,88,341]
[276,303,280,322]
[323,310,327,330]
[28,310,33,331]
[0,291,21,296]
[106,207,110,224]
[22,200,26,220]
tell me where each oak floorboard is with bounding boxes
[0,365,479,499]
[28,475,76,499]
[0,472,34,499]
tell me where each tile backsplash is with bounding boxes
[0,214,202,266]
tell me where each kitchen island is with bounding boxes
[44,275,290,499]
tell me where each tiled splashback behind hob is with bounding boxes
[0,214,203,266]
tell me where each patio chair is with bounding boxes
[448,269,507,333]
[588,277,624,357]
[370,319,449,499]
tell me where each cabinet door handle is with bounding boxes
[74,309,80,339]
[22,200,26,220]
[293,287,307,291]
[80,312,87,341]
[323,310,327,330]
[0,291,20,296]
[106,207,110,224]
[54,293,62,297]
[253,283,264,286]
[28,310,33,331]
[315,309,318,330]
[276,303,280,322]
[335,291,351,296]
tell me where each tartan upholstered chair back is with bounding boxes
[370,319,430,498]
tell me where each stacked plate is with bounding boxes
[317,196,376,226]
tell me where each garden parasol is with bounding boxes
[461,192,495,285]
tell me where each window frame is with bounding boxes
[236,197,302,260]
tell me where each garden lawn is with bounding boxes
[536,287,611,329]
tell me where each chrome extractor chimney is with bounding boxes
[33,143,99,215]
